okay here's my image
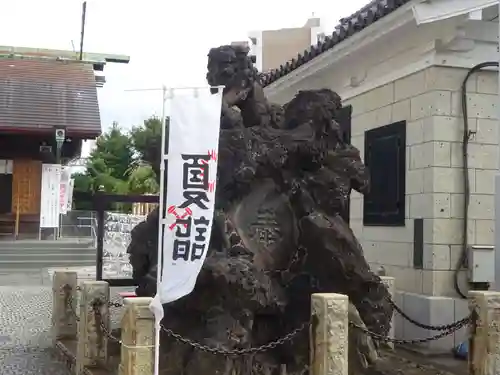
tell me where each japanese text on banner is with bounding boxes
[158,87,223,304]
[168,152,217,262]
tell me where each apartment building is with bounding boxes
[245,17,325,72]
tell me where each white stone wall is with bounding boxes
[344,67,498,298]
[343,66,498,350]
[422,67,498,298]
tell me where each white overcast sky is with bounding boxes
[0,0,369,134]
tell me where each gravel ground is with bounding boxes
[0,270,131,375]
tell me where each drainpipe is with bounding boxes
[495,4,500,291]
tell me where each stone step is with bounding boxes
[0,247,96,255]
[0,253,95,262]
[0,239,94,250]
[0,259,96,268]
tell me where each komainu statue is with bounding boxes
[127,44,393,375]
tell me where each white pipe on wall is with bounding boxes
[494,1,500,291]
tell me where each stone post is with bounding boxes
[76,281,110,374]
[51,270,78,345]
[468,291,500,375]
[118,297,155,375]
[310,293,348,375]
[380,276,395,349]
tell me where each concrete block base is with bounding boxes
[394,291,469,352]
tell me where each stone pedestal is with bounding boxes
[310,293,348,375]
[380,276,395,349]
[51,271,78,345]
[118,297,155,375]
[76,280,110,374]
[468,290,500,375]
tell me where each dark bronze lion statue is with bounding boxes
[127,44,392,375]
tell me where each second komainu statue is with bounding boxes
[127,45,393,375]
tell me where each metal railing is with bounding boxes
[59,210,98,240]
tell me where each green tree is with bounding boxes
[127,163,159,194]
[71,172,94,210]
[87,122,134,184]
[72,118,165,210]
[72,122,134,210]
[129,116,166,179]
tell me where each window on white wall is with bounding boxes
[363,121,406,226]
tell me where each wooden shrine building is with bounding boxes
[0,46,129,237]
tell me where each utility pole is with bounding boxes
[79,1,87,60]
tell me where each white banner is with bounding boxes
[40,164,62,228]
[59,168,71,215]
[66,178,75,212]
[155,87,223,305]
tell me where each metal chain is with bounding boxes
[161,322,309,356]
[62,284,80,322]
[108,300,123,308]
[93,301,122,343]
[92,298,308,354]
[263,247,306,278]
[386,296,471,331]
[350,317,469,345]
[64,285,472,352]
[67,294,80,322]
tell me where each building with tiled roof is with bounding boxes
[0,46,129,238]
[264,0,499,350]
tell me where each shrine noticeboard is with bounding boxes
[40,164,62,228]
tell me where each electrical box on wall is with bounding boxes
[468,245,495,283]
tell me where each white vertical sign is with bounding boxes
[66,178,75,212]
[155,87,223,304]
[59,168,71,215]
[40,164,62,228]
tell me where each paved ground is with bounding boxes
[0,268,132,375]
[0,285,68,375]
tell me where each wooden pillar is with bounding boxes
[51,270,78,345]
[76,280,110,374]
[380,276,395,349]
[310,293,348,375]
[468,291,500,375]
[118,297,155,375]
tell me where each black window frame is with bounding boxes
[363,120,406,227]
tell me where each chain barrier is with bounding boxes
[386,296,471,332]
[160,322,309,356]
[108,300,123,308]
[61,284,473,355]
[62,285,80,322]
[85,293,308,356]
[92,301,122,344]
[349,316,469,345]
